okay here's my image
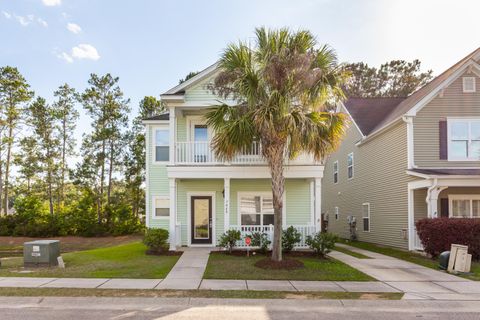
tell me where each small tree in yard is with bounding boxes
[306,232,337,257]
[143,228,169,254]
[206,27,348,262]
[219,229,241,254]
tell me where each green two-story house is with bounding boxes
[143,63,323,250]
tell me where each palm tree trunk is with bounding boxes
[266,146,285,262]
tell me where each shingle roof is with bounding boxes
[410,168,480,176]
[143,113,169,121]
[367,47,480,135]
[343,97,406,135]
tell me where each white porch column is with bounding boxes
[169,178,177,251]
[314,178,322,232]
[407,186,415,251]
[168,106,176,165]
[427,185,447,218]
[224,178,230,232]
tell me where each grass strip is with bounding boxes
[333,246,372,259]
[0,287,403,300]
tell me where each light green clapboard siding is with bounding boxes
[322,118,417,249]
[176,179,225,245]
[176,115,187,142]
[174,178,312,246]
[146,125,170,229]
[414,70,480,168]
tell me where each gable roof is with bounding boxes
[162,62,219,96]
[343,97,406,135]
[366,47,480,136]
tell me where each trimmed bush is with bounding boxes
[219,229,241,253]
[249,232,271,254]
[416,218,480,259]
[282,226,301,253]
[306,232,337,257]
[143,228,169,253]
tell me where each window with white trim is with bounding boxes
[362,203,370,232]
[463,77,476,93]
[240,194,274,225]
[347,153,354,179]
[153,196,170,219]
[154,127,170,162]
[448,119,480,160]
[333,161,338,183]
[334,207,339,221]
[449,195,480,218]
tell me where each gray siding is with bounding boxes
[323,114,416,249]
[414,70,480,167]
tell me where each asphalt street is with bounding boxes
[1,296,480,319]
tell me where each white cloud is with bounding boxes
[57,44,100,63]
[14,14,34,26]
[57,52,74,63]
[37,17,48,27]
[42,0,61,6]
[72,44,100,60]
[67,22,81,34]
[2,11,11,19]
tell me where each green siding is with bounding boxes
[146,125,169,229]
[176,115,187,142]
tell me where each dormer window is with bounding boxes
[463,77,476,93]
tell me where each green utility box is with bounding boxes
[23,240,60,267]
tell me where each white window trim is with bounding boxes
[334,206,339,221]
[447,117,480,161]
[152,125,170,164]
[152,195,170,220]
[333,161,339,184]
[186,115,213,142]
[237,191,286,227]
[463,77,476,93]
[362,202,370,232]
[347,153,354,180]
[448,194,480,218]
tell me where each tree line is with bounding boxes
[0,67,163,237]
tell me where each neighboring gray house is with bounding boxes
[323,48,480,251]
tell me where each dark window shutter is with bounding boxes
[439,120,448,160]
[440,198,449,218]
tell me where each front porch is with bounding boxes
[167,178,322,250]
[407,169,480,251]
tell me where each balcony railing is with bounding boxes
[175,141,264,165]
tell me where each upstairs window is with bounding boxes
[333,161,338,184]
[463,77,476,93]
[448,119,480,160]
[347,153,354,179]
[154,127,170,162]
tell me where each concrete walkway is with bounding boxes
[156,247,211,290]
[329,243,476,300]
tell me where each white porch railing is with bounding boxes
[413,226,424,250]
[175,141,263,165]
[230,225,316,249]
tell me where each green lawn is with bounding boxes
[338,239,480,281]
[0,242,180,279]
[334,246,372,259]
[203,253,373,281]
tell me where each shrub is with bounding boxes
[143,228,169,253]
[249,232,271,254]
[282,226,301,253]
[219,229,241,253]
[306,232,337,257]
[416,218,480,259]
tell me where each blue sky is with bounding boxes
[1,0,479,140]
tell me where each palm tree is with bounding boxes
[206,27,349,262]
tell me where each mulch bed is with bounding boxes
[254,257,304,270]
